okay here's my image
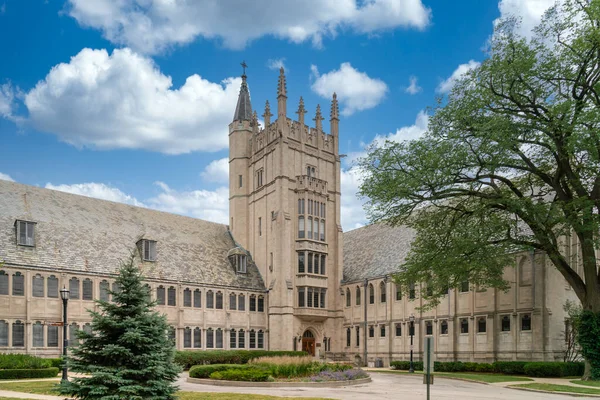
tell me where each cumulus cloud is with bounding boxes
[200,157,229,183]
[66,0,431,54]
[436,60,480,94]
[267,58,287,71]
[0,172,14,182]
[24,48,240,155]
[404,75,421,95]
[310,63,388,116]
[0,83,15,118]
[496,0,557,40]
[45,182,146,207]
[341,166,367,231]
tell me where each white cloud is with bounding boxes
[45,182,146,207]
[0,83,14,118]
[24,48,240,155]
[496,0,557,40]
[201,157,229,183]
[436,60,480,94]
[0,172,14,182]
[341,167,367,231]
[267,58,287,71]
[404,75,421,95]
[66,0,431,54]
[310,63,388,116]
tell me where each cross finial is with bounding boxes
[241,61,248,75]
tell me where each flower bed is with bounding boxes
[175,350,307,370]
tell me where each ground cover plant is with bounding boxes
[175,350,307,370]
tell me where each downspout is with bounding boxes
[363,278,368,367]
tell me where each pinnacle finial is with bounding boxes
[264,100,272,115]
[314,104,324,131]
[277,67,287,98]
[330,92,339,121]
[263,100,273,126]
[297,97,306,116]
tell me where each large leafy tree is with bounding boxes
[360,1,600,315]
[60,256,180,399]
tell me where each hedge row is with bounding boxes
[0,367,59,380]
[390,360,585,377]
[189,364,247,379]
[210,368,271,382]
[175,350,308,370]
[0,354,53,370]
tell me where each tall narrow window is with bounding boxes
[238,329,245,348]
[194,289,202,308]
[369,325,375,338]
[239,175,243,188]
[425,321,433,335]
[258,296,264,312]
[441,320,448,335]
[12,321,24,347]
[230,293,237,310]
[307,253,313,274]
[380,324,386,337]
[460,281,470,293]
[83,323,92,335]
[356,286,361,305]
[307,217,313,239]
[249,330,256,348]
[184,288,192,307]
[156,286,166,305]
[230,329,237,349]
[183,328,192,348]
[48,325,58,347]
[216,291,223,309]
[168,327,176,347]
[298,288,305,307]
[521,314,531,331]
[346,288,351,307]
[313,218,319,240]
[380,281,386,303]
[298,216,305,238]
[396,284,402,301]
[207,291,214,308]
[33,322,44,347]
[308,199,313,215]
[478,317,486,333]
[82,278,93,301]
[396,323,402,337]
[238,294,245,311]
[46,275,58,298]
[313,288,319,308]
[141,240,157,262]
[320,220,325,241]
[314,254,319,275]
[250,295,256,311]
[99,280,110,302]
[346,328,351,348]
[321,254,326,275]
[206,328,214,348]
[298,252,305,273]
[409,282,416,300]
[321,202,326,219]
[320,289,326,308]
[501,316,511,332]
[0,320,7,346]
[460,318,469,334]
[32,274,44,297]
[307,288,313,307]
[258,330,264,348]
[69,277,80,300]
[193,328,201,348]
[216,328,223,348]
[0,271,8,295]
[256,169,263,188]
[16,220,35,246]
[168,286,176,306]
[356,326,360,346]
[112,282,121,297]
[259,217,262,236]
[369,284,374,304]
[13,272,24,296]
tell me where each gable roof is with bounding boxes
[0,180,265,291]
[342,223,416,283]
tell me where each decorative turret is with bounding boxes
[296,97,306,127]
[263,100,272,126]
[277,67,287,120]
[233,61,252,122]
[251,110,259,133]
[313,104,323,132]
[330,92,339,137]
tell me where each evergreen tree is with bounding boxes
[60,256,180,399]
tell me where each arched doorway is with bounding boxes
[302,330,315,356]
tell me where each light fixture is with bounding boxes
[60,286,70,301]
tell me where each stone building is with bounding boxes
[0,68,576,364]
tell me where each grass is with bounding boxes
[571,379,600,388]
[0,381,330,400]
[512,383,600,395]
[370,369,533,383]
[0,398,40,400]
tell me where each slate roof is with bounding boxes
[233,75,252,121]
[342,223,416,283]
[0,180,265,291]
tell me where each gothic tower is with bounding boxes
[229,67,343,354]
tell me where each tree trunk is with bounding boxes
[583,360,592,381]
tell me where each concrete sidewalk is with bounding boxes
[0,389,63,399]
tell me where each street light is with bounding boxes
[409,314,415,373]
[59,286,70,383]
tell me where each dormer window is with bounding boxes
[235,255,247,273]
[228,247,248,274]
[15,220,35,247]
[138,239,157,262]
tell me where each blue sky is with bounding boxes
[0,0,556,230]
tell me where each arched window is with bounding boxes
[32,274,44,297]
[168,286,176,306]
[502,315,511,332]
[238,294,245,311]
[156,286,166,305]
[249,329,256,348]
[194,289,202,308]
[193,327,202,348]
[460,318,469,334]
[298,216,305,238]
[346,288,351,307]
[32,321,44,347]
[216,328,223,348]
[216,291,223,309]
[82,278,93,301]
[346,328,351,347]
[380,281,386,303]
[257,330,264,349]
[47,275,58,298]
[83,323,92,335]
[12,320,24,347]
[440,320,448,335]
[69,277,80,299]
[425,321,432,335]
[111,282,121,297]
[521,314,531,331]
[250,295,256,311]
[0,271,8,295]
[229,293,237,310]
[184,328,192,348]
[183,288,192,307]
[356,286,361,305]
[0,320,8,346]
[369,284,374,304]
[13,272,24,296]
[99,280,110,302]
[238,329,245,348]
[230,329,237,348]
[206,291,214,308]
[478,317,487,333]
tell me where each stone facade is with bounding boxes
[0,68,577,365]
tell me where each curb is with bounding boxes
[507,385,600,398]
[186,376,372,388]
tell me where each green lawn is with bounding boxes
[512,383,600,395]
[570,379,600,388]
[0,398,39,400]
[0,381,330,400]
[371,369,532,383]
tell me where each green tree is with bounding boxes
[60,256,180,399]
[359,0,600,377]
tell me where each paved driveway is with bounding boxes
[177,372,575,400]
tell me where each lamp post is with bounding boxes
[59,286,70,383]
[409,314,415,373]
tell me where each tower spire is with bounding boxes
[277,67,287,120]
[330,92,339,136]
[233,61,252,122]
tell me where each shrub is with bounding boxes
[250,356,315,378]
[523,362,585,378]
[309,368,368,382]
[175,350,308,370]
[474,363,495,373]
[0,354,51,370]
[210,368,270,382]
[434,361,465,372]
[48,358,63,369]
[0,367,59,380]
[189,364,247,379]
[390,361,423,371]
[492,361,528,375]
